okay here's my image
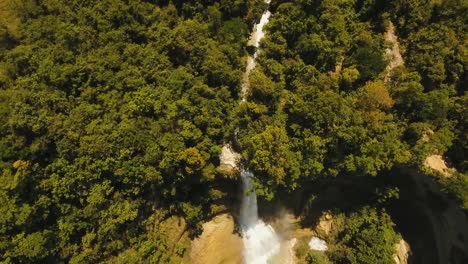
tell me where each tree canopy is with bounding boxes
[0,0,466,262]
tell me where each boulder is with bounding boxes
[394,239,411,264]
[218,144,241,178]
[424,155,454,177]
[315,212,333,237]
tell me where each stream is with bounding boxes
[237,1,286,263]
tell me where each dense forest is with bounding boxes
[0,0,466,263]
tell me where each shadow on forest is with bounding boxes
[383,168,468,264]
[252,167,468,264]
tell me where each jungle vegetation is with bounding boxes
[0,0,466,263]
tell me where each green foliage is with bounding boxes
[328,208,400,264]
[0,0,466,261]
[306,250,332,264]
[347,31,386,84]
[0,0,259,261]
[246,125,301,199]
[439,172,468,210]
[9,230,55,261]
[248,69,280,107]
[447,93,468,172]
[235,0,465,222]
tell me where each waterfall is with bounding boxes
[241,3,272,101]
[238,1,282,263]
[240,170,281,264]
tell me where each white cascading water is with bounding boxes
[241,1,272,101]
[240,170,281,264]
[239,1,282,263]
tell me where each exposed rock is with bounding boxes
[220,144,240,169]
[421,129,434,142]
[384,21,404,81]
[393,239,411,264]
[190,214,242,264]
[424,155,454,177]
[287,238,297,264]
[219,144,241,178]
[315,211,333,237]
[247,37,258,49]
[333,57,344,75]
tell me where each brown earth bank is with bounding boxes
[189,214,242,264]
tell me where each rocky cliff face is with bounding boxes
[388,169,468,264]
